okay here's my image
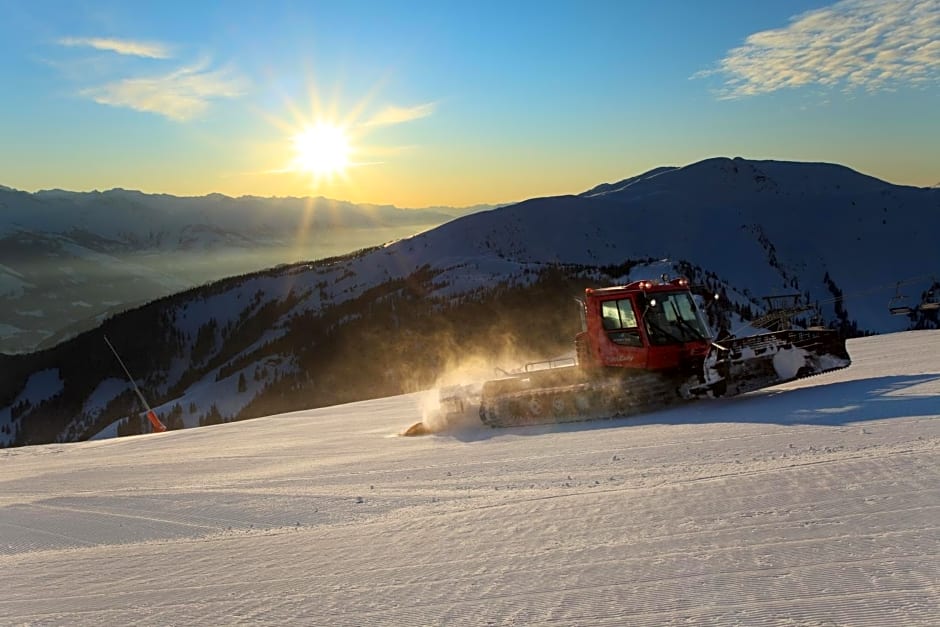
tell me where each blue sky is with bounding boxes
[0,0,937,206]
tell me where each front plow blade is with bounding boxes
[704,329,851,397]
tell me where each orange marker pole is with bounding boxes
[103,335,167,433]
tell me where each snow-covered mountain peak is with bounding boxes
[585,157,896,202]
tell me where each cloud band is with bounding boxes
[699,0,940,98]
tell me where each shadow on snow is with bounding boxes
[440,373,940,442]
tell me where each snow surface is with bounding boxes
[81,378,130,418]
[0,323,23,337]
[1,331,938,625]
[11,368,63,407]
[0,263,31,297]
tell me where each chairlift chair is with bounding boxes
[920,287,940,311]
[888,282,913,316]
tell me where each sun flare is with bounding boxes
[290,123,351,178]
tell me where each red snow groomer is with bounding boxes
[434,277,851,430]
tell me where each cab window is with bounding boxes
[601,299,637,329]
[600,298,642,347]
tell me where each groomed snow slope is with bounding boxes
[1,332,938,625]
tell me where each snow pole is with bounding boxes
[103,335,167,433]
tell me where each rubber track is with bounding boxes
[478,359,851,430]
[479,371,691,429]
[788,361,850,383]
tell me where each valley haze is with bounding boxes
[0,187,494,354]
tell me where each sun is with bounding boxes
[290,123,351,178]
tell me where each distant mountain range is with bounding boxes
[0,187,496,353]
[2,157,938,448]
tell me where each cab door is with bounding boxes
[595,296,648,369]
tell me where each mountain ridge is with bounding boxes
[1,157,937,448]
[0,187,498,353]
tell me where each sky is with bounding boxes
[0,0,937,207]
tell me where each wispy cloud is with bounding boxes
[362,102,436,127]
[81,62,248,121]
[56,35,247,120]
[58,36,172,59]
[697,0,940,99]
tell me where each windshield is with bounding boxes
[643,291,712,345]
